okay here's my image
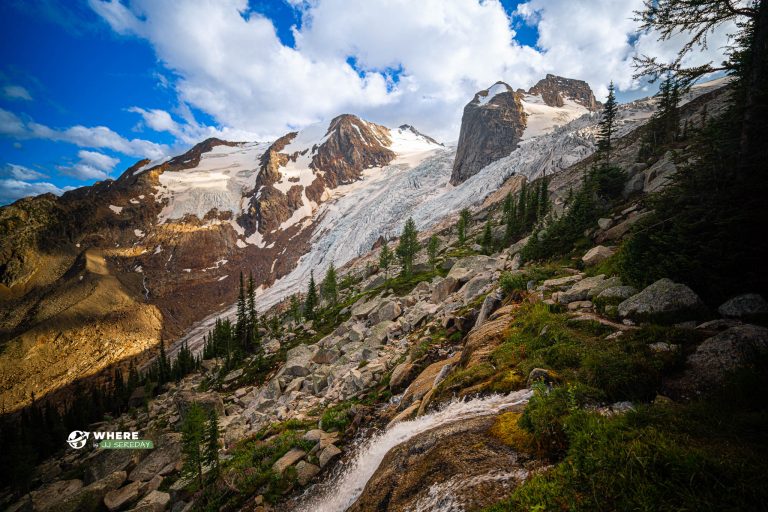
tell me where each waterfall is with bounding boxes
[295,389,532,512]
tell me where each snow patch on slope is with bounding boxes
[476,82,510,106]
[155,142,268,224]
[521,95,589,140]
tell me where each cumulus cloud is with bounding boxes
[87,0,737,142]
[3,85,33,101]
[57,150,120,180]
[0,178,73,204]
[0,107,168,159]
[1,163,48,180]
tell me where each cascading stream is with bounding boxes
[294,389,532,512]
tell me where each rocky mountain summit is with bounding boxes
[451,75,601,185]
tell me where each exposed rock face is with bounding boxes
[347,415,534,512]
[450,75,600,185]
[528,74,599,111]
[310,114,395,187]
[450,82,526,185]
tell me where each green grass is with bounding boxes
[484,368,768,511]
[191,420,316,510]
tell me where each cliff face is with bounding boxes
[450,75,600,185]
[528,74,599,111]
[450,82,527,186]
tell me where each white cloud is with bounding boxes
[0,107,168,159]
[58,150,120,181]
[3,85,33,101]
[1,163,48,180]
[0,179,74,205]
[85,0,739,142]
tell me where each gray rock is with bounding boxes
[30,479,83,512]
[460,274,492,304]
[347,323,366,343]
[367,320,395,346]
[175,392,224,420]
[282,345,314,377]
[596,211,652,243]
[364,274,387,291]
[430,276,459,303]
[128,433,182,482]
[85,447,136,484]
[272,448,306,474]
[447,255,497,282]
[372,300,402,323]
[618,278,706,323]
[351,296,383,319]
[390,361,416,392]
[596,285,638,302]
[104,481,142,512]
[696,319,742,331]
[556,275,609,303]
[542,274,583,290]
[581,245,615,266]
[319,444,342,468]
[597,218,613,230]
[223,368,243,383]
[671,324,768,395]
[295,461,321,486]
[132,490,170,512]
[474,290,502,329]
[58,471,126,512]
[718,294,768,320]
[312,347,340,365]
[623,172,645,198]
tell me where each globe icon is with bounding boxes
[67,430,89,449]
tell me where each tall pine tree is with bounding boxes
[396,217,420,276]
[322,263,338,307]
[304,271,318,321]
[379,241,393,281]
[596,81,618,166]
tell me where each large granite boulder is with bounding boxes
[667,324,768,397]
[718,293,768,320]
[618,278,706,323]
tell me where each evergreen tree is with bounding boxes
[246,273,258,352]
[427,234,440,269]
[157,338,169,384]
[502,192,514,223]
[396,217,420,276]
[505,194,519,244]
[379,241,393,281]
[304,271,318,320]
[457,208,471,245]
[204,408,220,480]
[517,182,528,226]
[481,220,494,255]
[321,263,338,307]
[538,173,550,221]
[181,403,206,488]
[289,294,303,324]
[596,81,618,166]
[235,272,246,350]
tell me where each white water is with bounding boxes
[405,469,529,512]
[295,389,532,512]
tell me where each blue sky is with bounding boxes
[0,0,733,205]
